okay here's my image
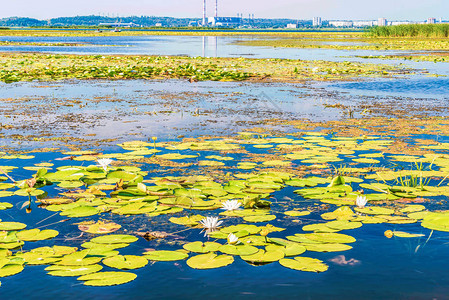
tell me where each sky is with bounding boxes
[1,0,448,20]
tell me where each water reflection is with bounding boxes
[202,36,218,57]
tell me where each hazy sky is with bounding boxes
[1,0,448,20]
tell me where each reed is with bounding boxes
[369,24,449,38]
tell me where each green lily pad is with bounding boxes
[301,223,339,233]
[0,264,24,278]
[304,232,356,244]
[355,206,394,215]
[55,250,102,266]
[279,257,328,272]
[0,203,12,211]
[240,249,284,263]
[326,220,363,231]
[60,206,99,218]
[90,234,138,244]
[16,251,61,265]
[17,229,59,241]
[303,243,353,252]
[169,215,204,226]
[103,255,148,270]
[400,205,426,213]
[144,250,189,261]
[46,264,103,277]
[218,244,259,256]
[220,224,261,235]
[78,271,137,286]
[81,242,129,250]
[284,211,311,217]
[243,215,276,223]
[183,242,221,253]
[422,212,449,232]
[0,222,27,231]
[186,253,234,269]
[265,243,306,257]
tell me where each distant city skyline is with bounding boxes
[1,0,448,20]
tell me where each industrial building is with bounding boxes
[378,17,387,26]
[313,17,322,27]
[208,17,242,27]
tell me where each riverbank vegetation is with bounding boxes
[369,24,449,38]
[0,53,412,83]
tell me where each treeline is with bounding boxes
[0,15,311,28]
[369,24,449,37]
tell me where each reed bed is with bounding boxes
[369,24,449,38]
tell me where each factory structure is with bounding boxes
[321,17,445,28]
[199,0,256,27]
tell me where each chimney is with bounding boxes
[202,0,206,26]
[215,0,218,18]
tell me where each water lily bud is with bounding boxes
[26,207,32,214]
[384,230,393,238]
[260,229,270,237]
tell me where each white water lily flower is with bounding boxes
[356,195,368,209]
[199,216,223,230]
[227,233,239,245]
[221,200,242,211]
[97,158,113,172]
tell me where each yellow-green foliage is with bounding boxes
[369,24,449,38]
[0,53,409,83]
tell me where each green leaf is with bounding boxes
[218,244,259,256]
[46,264,103,277]
[0,222,27,231]
[240,249,284,263]
[144,250,188,261]
[78,271,137,286]
[60,206,99,218]
[17,229,59,241]
[279,257,328,272]
[102,255,148,270]
[90,234,138,244]
[186,253,234,269]
[183,242,221,253]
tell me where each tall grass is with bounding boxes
[369,24,449,38]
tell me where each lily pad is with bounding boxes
[103,255,148,270]
[0,222,27,231]
[279,257,328,272]
[60,206,99,218]
[240,249,284,263]
[16,229,59,241]
[144,250,189,261]
[303,243,353,252]
[46,264,103,277]
[78,271,137,286]
[187,253,234,269]
[183,242,221,253]
[90,234,138,244]
[243,215,276,223]
[218,244,259,256]
[77,221,121,234]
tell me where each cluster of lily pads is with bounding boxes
[0,130,449,287]
[0,53,412,84]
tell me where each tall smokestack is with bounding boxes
[202,0,206,26]
[215,0,218,18]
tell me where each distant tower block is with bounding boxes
[313,17,322,27]
[378,17,387,26]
